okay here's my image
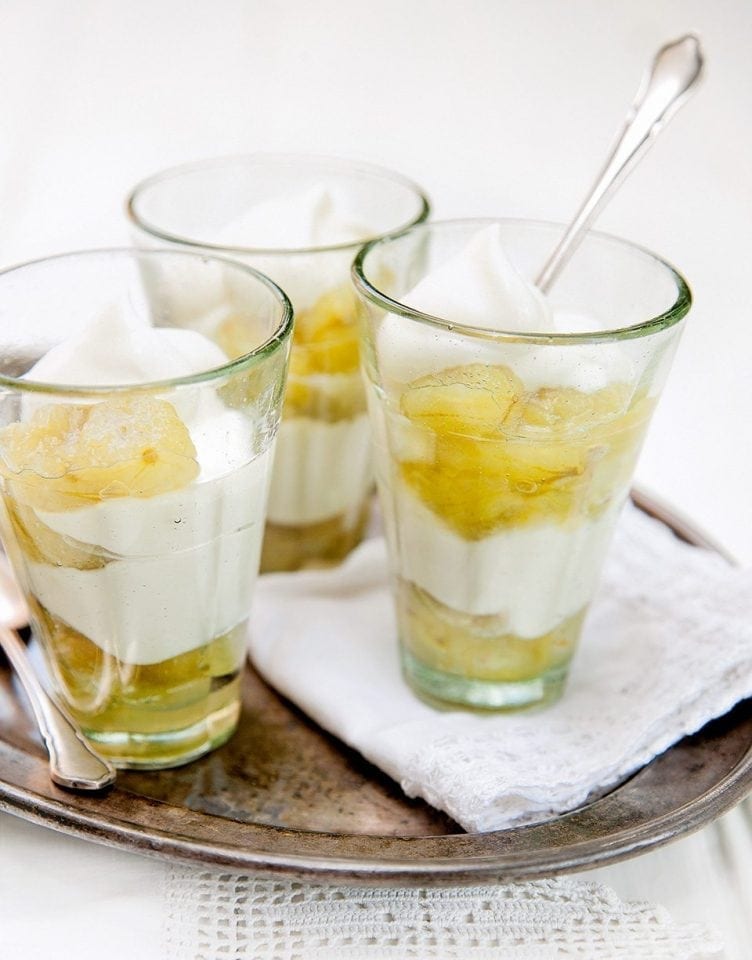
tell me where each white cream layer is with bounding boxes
[266,415,372,526]
[394,486,624,639]
[27,451,270,665]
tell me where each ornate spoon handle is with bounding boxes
[1,626,116,791]
[536,34,704,293]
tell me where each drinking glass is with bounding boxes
[0,249,292,766]
[127,155,429,571]
[353,219,691,710]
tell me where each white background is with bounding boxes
[0,1,750,957]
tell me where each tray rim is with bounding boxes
[1,489,749,884]
[2,730,751,884]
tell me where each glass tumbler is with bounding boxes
[0,249,292,767]
[353,219,691,711]
[127,155,430,571]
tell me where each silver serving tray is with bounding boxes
[0,491,749,884]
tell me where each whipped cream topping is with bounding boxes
[217,184,368,250]
[402,224,553,333]
[377,225,633,392]
[27,305,229,386]
[217,185,371,311]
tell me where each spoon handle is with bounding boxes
[536,34,704,293]
[0,626,116,791]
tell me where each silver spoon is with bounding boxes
[536,34,704,293]
[0,560,116,791]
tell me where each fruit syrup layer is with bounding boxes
[35,601,245,737]
[397,579,583,683]
[390,362,652,680]
[260,500,370,572]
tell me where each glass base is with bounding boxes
[401,649,568,712]
[260,501,369,573]
[83,697,241,770]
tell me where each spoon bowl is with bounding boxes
[0,556,116,791]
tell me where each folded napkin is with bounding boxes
[249,502,752,832]
[164,869,722,960]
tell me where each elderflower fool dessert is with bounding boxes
[353,220,690,710]
[0,250,292,766]
[127,156,430,570]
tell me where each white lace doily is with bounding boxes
[163,870,722,959]
[249,503,752,832]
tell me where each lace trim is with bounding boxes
[164,870,722,959]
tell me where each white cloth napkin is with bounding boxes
[249,502,752,832]
[163,869,722,960]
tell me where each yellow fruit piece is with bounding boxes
[509,382,631,436]
[290,330,360,378]
[5,500,109,569]
[402,443,581,538]
[401,364,524,438]
[496,439,586,487]
[290,284,361,377]
[280,284,364,420]
[0,395,199,511]
[295,284,359,343]
[397,363,647,537]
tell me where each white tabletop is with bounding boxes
[0,1,750,957]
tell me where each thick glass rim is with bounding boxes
[126,153,432,256]
[352,217,692,345]
[0,247,294,395]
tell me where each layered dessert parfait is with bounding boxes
[355,222,687,710]
[263,284,373,570]
[0,253,290,766]
[127,157,430,571]
[215,187,375,571]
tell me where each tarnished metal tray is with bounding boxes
[0,491,749,884]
